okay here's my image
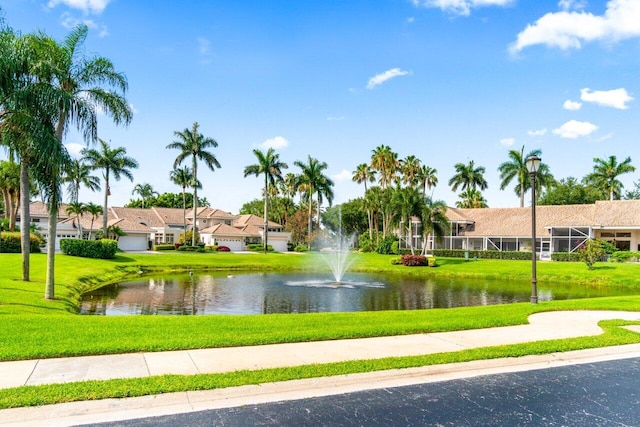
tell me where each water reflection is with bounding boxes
[79,272,637,316]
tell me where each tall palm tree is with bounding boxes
[131,182,158,208]
[449,160,488,193]
[417,165,438,197]
[391,186,422,254]
[584,155,635,201]
[400,155,422,189]
[169,166,199,234]
[315,174,334,229]
[370,145,399,189]
[82,139,138,235]
[352,163,377,239]
[498,146,553,207]
[33,24,131,298]
[0,160,20,231]
[456,188,488,208]
[63,159,100,203]
[166,122,220,246]
[294,155,332,249]
[244,148,288,252]
[84,202,102,240]
[66,201,86,238]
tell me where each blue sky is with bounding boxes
[2,0,639,213]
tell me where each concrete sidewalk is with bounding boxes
[1,310,640,425]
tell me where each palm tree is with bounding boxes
[456,188,488,208]
[315,174,334,229]
[132,183,158,208]
[417,165,438,197]
[65,201,86,238]
[391,186,422,254]
[244,148,289,252]
[166,122,220,246]
[294,155,332,249]
[370,145,399,189]
[82,139,138,235]
[169,166,199,234]
[419,197,449,256]
[400,155,422,189]
[498,146,553,207]
[0,160,20,231]
[352,163,377,239]
[584,155,635,201]
[449,160,488,193]
[63,159,100,203]
[84,202,102,240]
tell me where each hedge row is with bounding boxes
[432,249,532,260]
[247,243,274,252]
[153,244,175,251]
[60,238,117,259]
[0,232,43,253]
[551,252,581,262]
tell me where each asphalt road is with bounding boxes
[83,356,640,426]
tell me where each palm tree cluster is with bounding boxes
[242,150,334,250]
[0,20,132,298]
[352,145,447,254]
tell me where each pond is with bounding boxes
[79,272,638,315]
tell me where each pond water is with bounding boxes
[79,272,638,316]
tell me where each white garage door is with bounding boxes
[118,235,148,251]
[216,238,243,252]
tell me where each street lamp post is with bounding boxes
[526,155,541,304]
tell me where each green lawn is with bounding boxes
[1,251,640,409]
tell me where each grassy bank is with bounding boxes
[1,252,640,361]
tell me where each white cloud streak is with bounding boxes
[510,0,640,54]
[366,68,410,90]
[47,0,111,14]
[500,137,515,147]
[410,0,514,16]
[332,169,352,182]
[258,136,289,150]
[580,87,633,109]
[552,120,598,138]
[65,142,85,157]
[563,100,582,110]
[528,128,548,136]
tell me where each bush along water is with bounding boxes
[60,238,117,259]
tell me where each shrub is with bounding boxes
[578,240,607,270]
[247,243,273,252]
[432,249,531,260]
[358,234,374,253]
[609,251,640,263]
[427,256,437,267]
[153,244,175,251]
[376,236,397,255]
[401,254,428,266]
[176,245,204,252]
[0,232,42,253]
[216,245,230,252]
[60,238,117,259]
[390,256,403,265]
[390,241,400,255]
[294,244,308,252]
[551,252,581,262]
[178,230,200,245]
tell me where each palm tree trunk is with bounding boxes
[192,158,198,247]
[182,186,187,237]
[45,203,58,299]
[102,175,109,236]
[520,180,525,208]
[307,189,313,250]
[263,173,269,253]
[20,159,30,281]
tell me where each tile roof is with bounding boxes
[234,214,283,229]
[200,223,251,236]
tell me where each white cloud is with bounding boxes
[332,169,352,182]
[510,0,640,54]
[197,37,211,55]
[65,142,85,157]
[326,116,345,121]
[47,0,111,14]
[580,87,633,109]
[366,68,411,90]
[129,103,139,114]
[258,136,289,150]
[500,137,515,147]
[558,0,586,12]
[60,12,108,36]
[527,128,548,136]
[410,0,515,17]
[407,17,415,23]
[552,120,598,138]
[563,99,582,110]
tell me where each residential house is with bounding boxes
[400,200,640,259]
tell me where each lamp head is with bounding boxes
[525,155,541,175]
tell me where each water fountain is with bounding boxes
[320,208,355,283]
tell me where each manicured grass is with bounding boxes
[0,319,639,409]
[1,252,640,361]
